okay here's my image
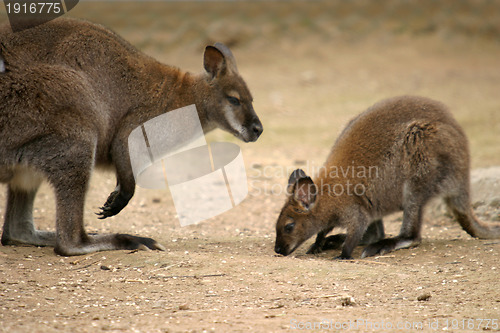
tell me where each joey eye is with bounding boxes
[227,96,241,106]
[284,222,295,233]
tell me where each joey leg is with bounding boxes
[321,219,385,251]
[360,219,385,245]
[336,211,369,260]
[362,205,423,258]
[313,219,385,254]
[307,227,333,254]
[320,234,347,251]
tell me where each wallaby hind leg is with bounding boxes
[445,192,500,239]
[19,136,165,256]
[1,181,56,247]
[362,201,423,258]
[360,219,385,245]
[51,157,165,256]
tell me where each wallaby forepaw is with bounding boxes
[103,190,119,207]
[96,191,129,219]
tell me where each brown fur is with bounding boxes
[0,18,262,255]
[275,96,500,259]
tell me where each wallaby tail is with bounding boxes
[445,196,500,239]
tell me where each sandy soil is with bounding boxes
[1,169,499,333]
[1,1,500,332]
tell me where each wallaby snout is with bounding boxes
[242,115,263,142]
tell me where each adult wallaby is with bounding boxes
[0,18,263,256]
[275,96,500,259]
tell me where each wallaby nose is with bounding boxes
[275,244,287,255]
[251,121,263,139]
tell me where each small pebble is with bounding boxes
[417,293,431,301]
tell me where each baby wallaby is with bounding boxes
[275,96,500,259]
[0,18,262,255]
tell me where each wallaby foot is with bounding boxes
[2,230,56,247]
[54,233,166,256]
[361,236,420,258]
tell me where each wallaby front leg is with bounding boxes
[97,141,135,219]
[337,209,369,260]
[306,227,333,254]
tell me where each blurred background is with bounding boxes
[1,0,499,170]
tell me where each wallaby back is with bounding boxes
[275,96,500,259]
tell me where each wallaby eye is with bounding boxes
[227,96,241,106]
[284,222,295,233]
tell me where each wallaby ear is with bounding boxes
[213,42,238,72]
[288,169,317,211]
[292,176,317,211]
[287,169,307,194]
[203,45,226,79]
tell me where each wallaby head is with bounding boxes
[275,169,320,256]
[201,43,262,142]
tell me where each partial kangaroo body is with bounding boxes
[274,96,500,259]
[0,18,262,255]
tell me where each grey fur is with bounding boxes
[0,18,262,256]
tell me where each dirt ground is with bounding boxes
[1,1,500,332]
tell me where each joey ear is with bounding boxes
[292,176,317,211]
[287,169,308,194]
[203,45,226,79]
